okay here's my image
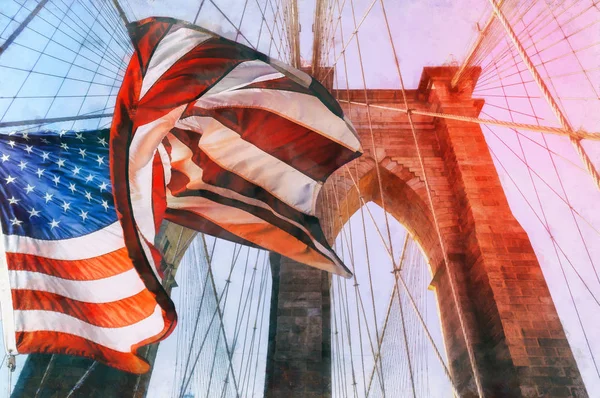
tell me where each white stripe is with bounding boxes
[166,133,205,186]
[195,89,361,152]
[268,58,312,87]
[166,134,348,274]
[9,269,146,303]
[14,304,164,353]
[129,105,185,245]
[140,26,212,98]
[204,60,284,96]
[4,222,124,260]
[0,219,17,354]
[157,143,172,187]
[176,116,322,215]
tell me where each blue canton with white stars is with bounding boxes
[0,129,117,240]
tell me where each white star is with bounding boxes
[98,137,107,147]
[44,192,53,203]
[52,175,60,186]
[85,174,94,183]
[79,148,86,158]
[40,138,50,144]
[21,132,29,141]
[61,201,71,212]
[27,208,40,218]
[41,151,50,161]
[36,168,45,178]
[72,166,81,175]
[4,175,16,184]
[8,131,15,136]
[79,210,88,221]
[8,141,16,148]
[56,158,65,168]
[84,191,92,201]
[24,184,35,194]
[1,154,9,162]
[49,219,60,229]
[60,142,69,151]
[68,183,76,193]
[96,155,105,166]
[58,130,67,137]
[98,181,108,192]
[75,133,84,141]
[10,217,22,227]
[8,196,19,205]
[18,161,27,171]
[24,145,33,154]
[101,200,109,211]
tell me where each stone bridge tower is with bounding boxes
[265,66,587,397]
[12,66,587,398]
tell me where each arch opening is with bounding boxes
[330,201,452,397]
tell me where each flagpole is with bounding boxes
[0,220,18,369]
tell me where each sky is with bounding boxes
[0,0,599,396]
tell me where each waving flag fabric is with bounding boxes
[0,129,166,373]
[112,17,362,286]
[0,16,361,373]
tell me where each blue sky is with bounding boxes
[0,0,599,396]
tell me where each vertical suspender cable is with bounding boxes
[378,0,485,395]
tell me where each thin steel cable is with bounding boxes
[204,236,242,398]
[331,176,387,395]
[65,361,98,398]
[339,101,600,141]
[487,139,600,380]
[379,0,485,394]
[482,123,600,307]
[34,354,56,398]
[488,0,600,190]
[492,41,600,377]
[338,0,389,391]
[0,0,77,123]
[499,31,600,285]
[340,166,459,396]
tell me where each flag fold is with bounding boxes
[0,16,361,374]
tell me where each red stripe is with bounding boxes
[171,188,329,259]
[6,248,133,280]
[166,204,345,274]
[12,289,157,328]
[152,150,167,232]
[128,18,172,76]
[167,141,330,246]
[240,68,345,119]
[110,50,177,343]
[181,107,361,181]
[134,38,260,127]
[165,208,261,249]
[17,331,151,374]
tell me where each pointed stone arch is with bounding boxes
[304,67,588,397]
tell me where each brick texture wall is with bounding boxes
[265,254,332,398]
[315,66,587,397]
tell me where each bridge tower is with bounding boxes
[265,66,587,397]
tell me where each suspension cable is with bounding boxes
[378,0,485,394]
[487,0,600,190]
[339,101,600,141]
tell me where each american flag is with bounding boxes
[0,129,167,373]
[0,16,362,373]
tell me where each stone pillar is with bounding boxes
[264,253,331,398]
[422,67,587,397]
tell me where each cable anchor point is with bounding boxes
[7,353,16,372]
